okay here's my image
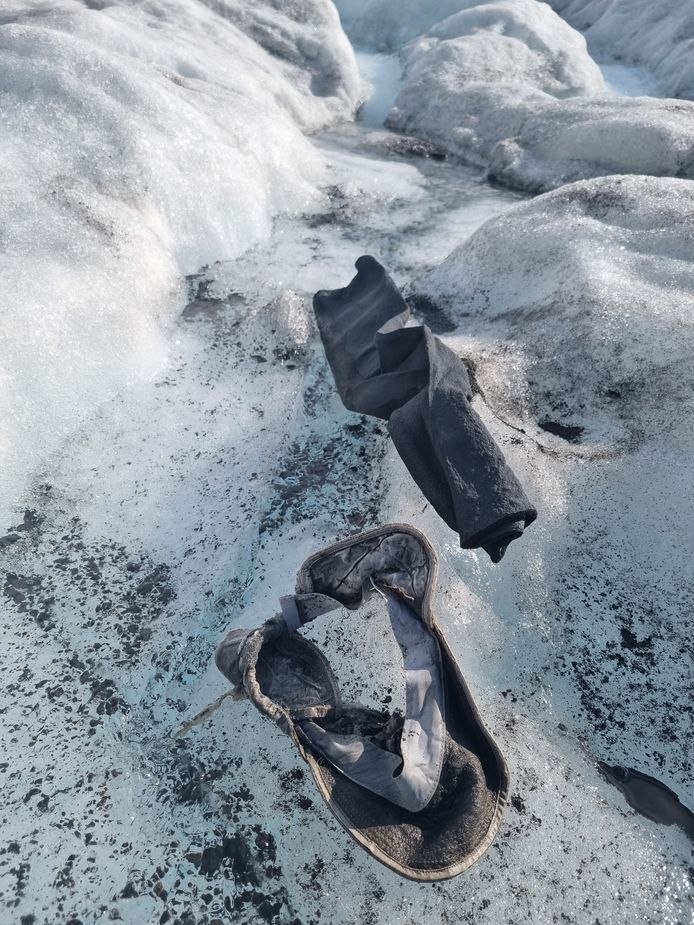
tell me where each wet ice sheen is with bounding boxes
[354,49,403,126]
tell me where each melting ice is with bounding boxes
[1,1,692,924]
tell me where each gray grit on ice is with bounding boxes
[3,133,692,925]
[1,3,693,925]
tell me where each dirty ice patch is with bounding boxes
[0,0,360,523]
[0,118,529,923]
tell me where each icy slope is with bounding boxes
[0,0,359,523]
[384,0,694,190]
[416,175,694,451]
[395,1,605,100]
[548,0,694,99]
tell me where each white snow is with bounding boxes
[548,0,694,100]
[382,0,694,191]
[0,0,360,523]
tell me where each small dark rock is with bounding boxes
[382,136,449,161]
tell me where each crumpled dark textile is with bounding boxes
[313,255,537,562]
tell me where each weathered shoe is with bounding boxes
[215,524,510,881]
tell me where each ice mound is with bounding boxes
[416,174,694,447]
[485,96,694,191]
[385,1,694,191]
[203,0,361,110]
[0,0,359,521]
[384,174,694,920]
[549,0,694,100]
[397,0,605,98]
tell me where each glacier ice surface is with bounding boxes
[353,49,403,127]
[1,2,693,923]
